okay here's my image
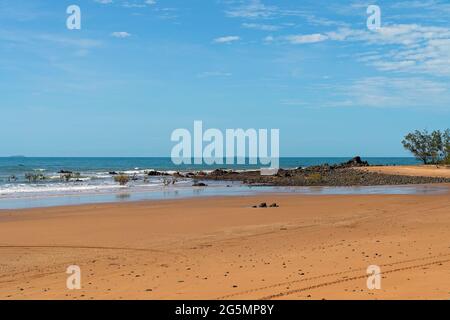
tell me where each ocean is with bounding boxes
[0,157,426,209]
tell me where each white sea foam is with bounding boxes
[0,166,201,201]
[0,183,123,196]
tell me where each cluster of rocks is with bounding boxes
[108,170,170,176]
[147,170,171,176]
[252,202,279,208]
[191,157,450,187]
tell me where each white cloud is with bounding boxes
[263,35,274,42]
[332,77,450,109]
[285,33,328,44]
[242,23,281,31]
[324,24,450,76]
[122,1,156,8]
[122,2,146,8]
[224,0,346,27]
[111,31,131,38]
[226,0,277,19]
[213,35,240,44]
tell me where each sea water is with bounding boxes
[1,157,439,210]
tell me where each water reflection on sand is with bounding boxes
[0,183,448,210]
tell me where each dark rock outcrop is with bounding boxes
[191,157,450,187]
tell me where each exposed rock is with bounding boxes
[259,202,267,208]
[210,169,229,176]
[338,156,369,168]
[147,171,169,176]
[269,203,279,208]
[191,157,450,187]
[192,182,208,187]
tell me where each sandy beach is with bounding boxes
[1,189,450,300]
[356,165,450,178]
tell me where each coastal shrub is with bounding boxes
[307,173,323,184]
[60,172,81,182]
[114,174,130,186]
[25,173,46,183]
[402,129,450,164]
[444,129,450,164]
[443,154,450,165]
[162,177,177,186]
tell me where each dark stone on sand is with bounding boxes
[269,203,279,208]
[259,202,267,208]
[192,182,208,187]
[59,170,73,174]
[109,171,118,175]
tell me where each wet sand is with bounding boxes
[1,192,450,300]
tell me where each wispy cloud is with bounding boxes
[213,35,241,44]
[111,31,131,38]
[331,77,450,109]
[224,0,347,31]
[242,22,281,31]
[94,0,113,4]
[271,22,450,77]
[99,0,156,8]
[225,0,277,19]
[197,71,232,78]
[285,33,328,44]
[325,24,450,76]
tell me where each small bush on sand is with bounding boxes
[114,174,130,186]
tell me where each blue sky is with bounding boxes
[0,0,449,157]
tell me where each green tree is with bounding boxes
[402,129,450,164]
[429,130,444,164]
[402,130,433,164]
[444,129,450,164]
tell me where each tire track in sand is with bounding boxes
[260,257,450,300]
[217,253,450,300]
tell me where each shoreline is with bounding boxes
[2,158,449,208]
[0,186,449,212]
[1,182,449,210]
[1,192,450,300]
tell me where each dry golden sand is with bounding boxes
[356,165,450,178]
[1,191,450,300]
